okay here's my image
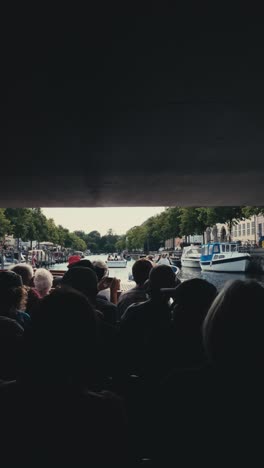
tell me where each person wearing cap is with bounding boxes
[62,267,118,325]
[67,255,81,268]
[170,278,217,369]
[0,271,31,328]
[120,265,178,379]
[61,267,120,378]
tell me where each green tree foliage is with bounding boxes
[179,208,207,237]
[242,206,264,218]
[5,208,32,247]
[0,209,12,240]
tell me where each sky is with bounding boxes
[42,207,164,236]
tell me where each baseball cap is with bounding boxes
[67,255,81,268]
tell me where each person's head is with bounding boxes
[34,268,53,298]
[0,271,27,317]
[92,260,108,281]
[69,259,94,270]
[23,287,97,384]
[203,280,264,371]
[132,259,153,286]
[172,279,217,327]
[62,267,98,302]
[11,263,34,286]
[148,265,177,299]
[67,255,81,268]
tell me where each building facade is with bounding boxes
[208,215,264,245]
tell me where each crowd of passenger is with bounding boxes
[0,255,264,466]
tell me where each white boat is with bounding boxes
[181,245,201,268]
[200,242,251,272]
[106,259,127,268]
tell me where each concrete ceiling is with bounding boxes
[1,7,264,206]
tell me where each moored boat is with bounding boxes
[200,242,251,272]
[181,245,201,268]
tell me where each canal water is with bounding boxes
[51,254,264,291]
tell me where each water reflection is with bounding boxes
[180,267,264,291]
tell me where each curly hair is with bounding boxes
[1,286,28,316]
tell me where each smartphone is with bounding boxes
[101,277,114,288]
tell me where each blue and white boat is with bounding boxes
[200,242,251,273]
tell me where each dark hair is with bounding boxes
[62,267,98,301]
[11,264,33,286]
[92,261,108,281]
[203,280,264,370]
[69,259,94,270]
[23,287,97,384]
[149,265,176,297]
[0,271,27,317]
[132,259,153,285]
[172,278,217,323]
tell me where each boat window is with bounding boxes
[222,245,226,252]
[231,244,237,252]
[202,246,208,256]
[209,245,213,255]
[213,245,220,254]
[225,245,230,252]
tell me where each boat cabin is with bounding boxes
[201,242,240,259]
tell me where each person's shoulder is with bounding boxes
[121,299,151,321]
[118,286,137,302]
[96,297,117,310]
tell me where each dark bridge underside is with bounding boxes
[1,7,264,206]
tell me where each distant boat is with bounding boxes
[106,259,127,268]
[200,242,251,272]
[181,245,201,269]
[106,254,127,268]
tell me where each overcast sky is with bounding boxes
[42,207,164,235]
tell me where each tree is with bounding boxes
[5,208,32,248]
[205,207,245,240]
[179,208,208,238]
[242,206,264,218]
[0,209,11,240]
[46,218,59,245]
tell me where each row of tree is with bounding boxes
[116,207,264,251]
[0,208,87,251]
[1,207,264,253]
[0,209,122,253]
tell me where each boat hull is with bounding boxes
[181,258,200,268]
[200,256,250,273]
[106,260,127,268]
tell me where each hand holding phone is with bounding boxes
[98,276,113,291]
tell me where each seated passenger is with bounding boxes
[61,267,121,378]
[153,280,264,466]
[67,254,81,268]
[120,265,178,378]
[93,260,111,301]
[62,266,119,323]
[33,268,53,298]
[118,259,153,318]
[156,252,171,266]
[170,278,217,369]
[11,263,41,315]
[0,288,128,466]
[0,271,30,328]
